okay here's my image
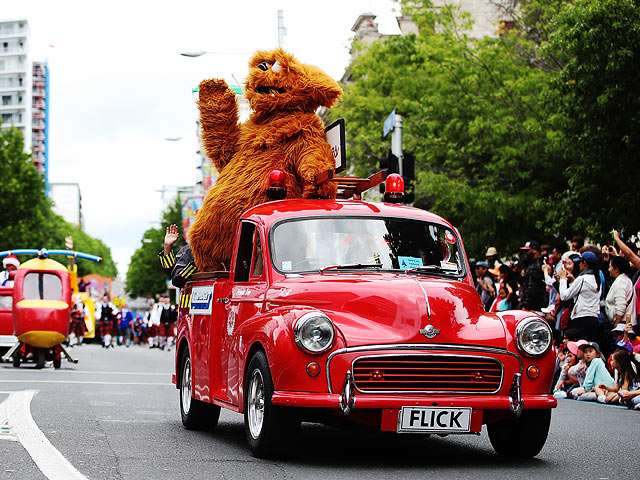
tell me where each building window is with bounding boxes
[2,96,11,106]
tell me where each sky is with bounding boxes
[4,0,402,278]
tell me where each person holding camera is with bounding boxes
[605,255,636,327]
[559,251,602,341]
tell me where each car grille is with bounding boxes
[352,354,503,393]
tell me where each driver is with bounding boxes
[0,255,20,287]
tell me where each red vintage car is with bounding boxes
[173,191,556,458]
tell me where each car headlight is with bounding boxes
[515,317,553,357]
[294,312,335,354]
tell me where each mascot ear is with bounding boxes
[303,64,343,108]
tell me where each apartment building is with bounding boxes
[0,18,49,181]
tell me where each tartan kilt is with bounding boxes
[161,323,176,337]
[97,320,110,337]
[72,316,87,337]
[111,322,120,336]
[148,324,158,337]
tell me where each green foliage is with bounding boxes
[330,0,564,258]
[0,127,117,275]
[126,197,185,298]
[548,0,640,243]
[0,127,53,248]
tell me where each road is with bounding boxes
[1,343,638,479]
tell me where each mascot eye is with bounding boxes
[257,62,270,71]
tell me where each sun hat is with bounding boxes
[520,241,540,251]
[486,247,498,257]
[611,324,626,334]
[578,250,597,265]
[578,341,601,353]
[567,339,588,356]
[615,340,634,353]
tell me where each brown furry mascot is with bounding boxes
[189,48,342,272]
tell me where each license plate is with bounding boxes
[398,406,471,433]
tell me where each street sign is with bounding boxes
[325,118,346,173]
[383,109,396,137]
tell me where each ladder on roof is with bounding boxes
[315,170,387,200]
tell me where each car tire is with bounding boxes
[179,348,220,430]
[35,349,46,369]
[244,351,299,458]
[11,351,20,368]
[487,409,551,458]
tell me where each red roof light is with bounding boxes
[266,170,287,200]
[384,174,404,203]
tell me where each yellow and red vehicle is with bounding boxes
[0,248,102,369]
[0,286,15,357]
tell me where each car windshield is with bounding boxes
[270,217,465,276]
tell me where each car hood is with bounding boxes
[267,273,507,349]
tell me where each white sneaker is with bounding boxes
[553,391,567,399]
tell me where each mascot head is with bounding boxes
[245,48,342,120]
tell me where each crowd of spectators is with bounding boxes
[67,294,178,352]
[473,231,640,409]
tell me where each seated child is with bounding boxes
[553,349,579,397]
[572,342,614,402]
[596,348,640,408]
[556,339,588,398]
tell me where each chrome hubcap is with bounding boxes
[181,356,192,415]
[247,369,265,439]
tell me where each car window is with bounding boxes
[235,222,257,282]
[0,294,12,309]
[270,217,464,275]
[251,232,264,277]
[23,272,63,300]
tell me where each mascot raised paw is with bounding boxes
[189,48,343,272]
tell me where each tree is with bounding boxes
[548,0,640,242]
[0,127,117,275]
[126,197,185,298]
[329,0,564,258]
[0,127,53,248]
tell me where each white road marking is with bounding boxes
[1,380,172,386]
[0,390,88,479]
[1,369,168,376]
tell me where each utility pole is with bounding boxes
[391,113,403,177]
[278,10,287,47]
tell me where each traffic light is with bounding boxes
[378,151,415,204]
[379,150,399,193]
[402,152,415,204]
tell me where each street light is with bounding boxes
[180,50,249,57]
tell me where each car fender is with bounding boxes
[237,305,346,408]
[496,310,556,394]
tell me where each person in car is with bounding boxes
[158,224,198,288]
[0,255,20,286]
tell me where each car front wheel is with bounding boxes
[487,409,551,458]
[179,348,220,430]
[244,351,299,458]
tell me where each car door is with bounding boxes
[223,221,268,406]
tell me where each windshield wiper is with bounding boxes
[320,263,383,273]
[405,265,449,274]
